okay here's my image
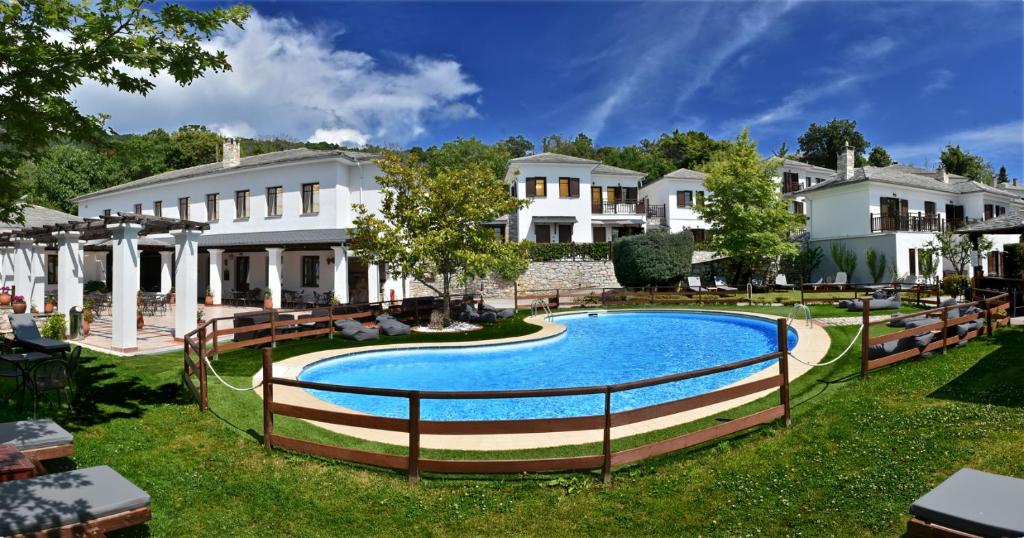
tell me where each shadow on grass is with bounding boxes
[928,329,1024,408]
[66,356,181,429]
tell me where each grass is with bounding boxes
[2,310,1021,536]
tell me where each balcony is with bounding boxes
[592,201,643,215]
[948,217,982,230]
[870,213,944,233]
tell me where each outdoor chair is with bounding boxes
[907,468,1024,537]
[773,274,795,290]
[26,357,71,415]
[334,319,379,341]
[808,277,824,289]
[687,276,708,293]
[750,277,768,292]
[376,314,411,336]
[831,272,849,288]
[0,465,151,537]
[713,277,737,292]
[8,313,71,357]
[0,419,75,468]
[1,356,24,404]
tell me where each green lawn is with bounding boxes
[2,312,1021,536]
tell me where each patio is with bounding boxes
[80,303,258,355]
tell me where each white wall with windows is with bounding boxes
[639,176,709,238]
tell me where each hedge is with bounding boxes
[611,231,694,287]
[1005,243,1023,278]
[526,241,610,261]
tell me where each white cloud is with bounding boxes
[308,128,370,147]
[847,36,897,60]
[211,121,257,138]
[923,68,953,95]
[725,75,864,131]
[887,121,1024,163]
[70,11,481,146]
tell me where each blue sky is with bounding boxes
[74,1,1024,177]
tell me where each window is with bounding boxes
[301,256,319,287]
[206,193,219,221]
[593,227,607,242]
[924,201,936,217]
[535,224,551,243]
[782,172,801,193]
[153,201,162,217]
[946,204,964,227]
[696,191,705,207]
[266,186,283,217]
[525,177,546,198]
[624,187,637,202]
[984,204,994,220]
[557,224,573,244]
[133,203,142,214]
[235,190,250,219]
[301,183,320,214]
[793,201,805,214]
[607,186,618,204]
[591,185,603,212]
[178,197,190,220]
[996,205,1006,217]
[676,190,693,208]
[558,177,580,198]
[103,209,111,217]
[47,255,57,285]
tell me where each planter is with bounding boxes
[263,298,273,309]
[82,319,91,337]
[44,302,54,314]
[204,295,214,306]
[137,316,144,330]
[0,293,10,306]
[12,303,26,314]
[167,293,175,304]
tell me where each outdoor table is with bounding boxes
[0,443,36,482]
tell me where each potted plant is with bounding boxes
[11,295,26,314]
[167,286,175,303]
[204,287,214,306]
[0,286,10,306]
[136,291,144,330]
[197,308,205,327]
[82,300,94,336]
[263,288,273,309]
[44,294,55,314]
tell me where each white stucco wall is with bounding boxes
[639,177,709,233]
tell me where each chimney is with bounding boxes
[935,164,949,184]
[837,141,854,180]
[1014,178,1019,186]
[222,138,241,167]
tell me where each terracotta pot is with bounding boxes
[205,295,214,306]
[0,293,10,306]
[167,293,175,303]
[137,315,144,330]
[82,319,91,336]
[263,298,273,309]
[12,302,26,314]
[44,302,54,314]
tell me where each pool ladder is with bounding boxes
[530,299,552,319]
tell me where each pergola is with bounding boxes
[0,213,208,352]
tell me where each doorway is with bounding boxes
[139,252,161,292]
[235,256,250,291]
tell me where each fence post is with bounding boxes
[327,304,334,340]
[941,306,949,355]
[197,327,208,411]
[513,281,518,312]
[262,348,274,451]
[408,392,421,483]
[799,281,805,305]
[776,318,791,426]
[270,309,277,348]
[985,297,993,336]
[602,386,612,483]
[650,286,655,305]
[860,301,871,378]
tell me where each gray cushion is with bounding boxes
[480,304,498,313]
[838,300,853,309]
[872,290,888,299]
[343,328,379,342]
[0,465,150,535]
[378,320,410,336]
[940,298,958,307]
[913,332,934,347]
[868,336,916,360]
[497,309,514,319]
[0,419,73,451]
[480,311,497,324]
[911,468,1024,536]
[904,319,936,329]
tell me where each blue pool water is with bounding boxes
[299,311,797,421]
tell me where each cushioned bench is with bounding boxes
[0,419,74,463]
[0,465,151,537]
[909,468,1024,537]
[376,315,411,336]
[334,319,380,341]
[8,313,71,355]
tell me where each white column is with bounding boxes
[108,223,142,352]
[172,229,202,339]
[330,246,349,303]
[0,246,13,290]
[29,245,45,311]
[207,248,224,305]
[13,239,33,306]
[266,247,283,308]
[367,262,381,303]
[54,231,84,320]
[159,251,173,293]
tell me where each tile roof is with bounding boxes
[73,148,377,201]
[508,152,599,165]
[592,163,645,177]
[641,166,706,187]
[0,205,81,231]
[797,164,1023,201]
[780,159,836,175]
[956,210,1024,234]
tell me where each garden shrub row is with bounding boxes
[525,241,611,261]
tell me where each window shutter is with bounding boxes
[526,179,536,197]
[569,178,580,198]
[677,191,685,207]
[625,187,637,201]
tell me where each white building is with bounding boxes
[637,167,711,241]
[505,153,652,243]
[71,139,409,307]
[797,144,1024,282]
[0,205,82,309]
[778,159,834,216]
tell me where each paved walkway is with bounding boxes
[81,303,259,355]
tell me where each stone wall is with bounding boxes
[408,259,622,298]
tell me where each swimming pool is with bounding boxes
[299,311,797,421]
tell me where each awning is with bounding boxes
[531,216,578,224]
[198,229,349,249]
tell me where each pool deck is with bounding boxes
[255,309,832,451]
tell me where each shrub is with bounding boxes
[865,246,887,284]
[525,241,610,261]
[41,313,67,340]
[1006,243,1024,278]
[942,274,970,299]
[611,231,694,287]
[829,242,858,277]
[84,280,107,293]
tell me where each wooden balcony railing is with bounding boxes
[869,213,944,233]
[592,201,643,215]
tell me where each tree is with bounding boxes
[423,138,511,183]
[651,129,728,171]
[865,246,887,284]
[695,130,805,283]
[926,228,992,276]
[541,133,597,159]
[797,119,870,169]
[350,152,530,323]
[23,144,126,214]
[611,232,694,287]
[495,135,534,159]
[0,0,250,224]
[996,165,1009,184]
[867,146,893,167]
[167,125,222,169]
[829,242,858,278]
[940,144,995,185]
[112,129,174,181]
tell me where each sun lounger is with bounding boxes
[908,468,1024,537]
[0,419,74,464]
[8,313,71,355]
[844,290,902,311]
[773,274,794,290]
[334,319,380,341]
[376,315,411,336]
[687,276,708,293]
[0,465,151,537]
[713,277,737,292]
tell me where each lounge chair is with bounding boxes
[773,274,795,290]
[687,277,708,293]
[8,313,71,356]
[908,468,1024,537]
[0,419,74,466]
[376,314,411,336]
[713,277,737,292]
[334,319,379,341]
[0,465,151,536]
[808,277,824,290]
[832,272,849,288]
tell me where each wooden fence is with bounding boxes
[859,288,1011,376]
[260,318,792,482]
[798,282,941,307]
[513,285,746,312]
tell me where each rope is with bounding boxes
[786,317,864,367]
[203,356,263,391]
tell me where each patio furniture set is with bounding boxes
[2,314,80,416]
